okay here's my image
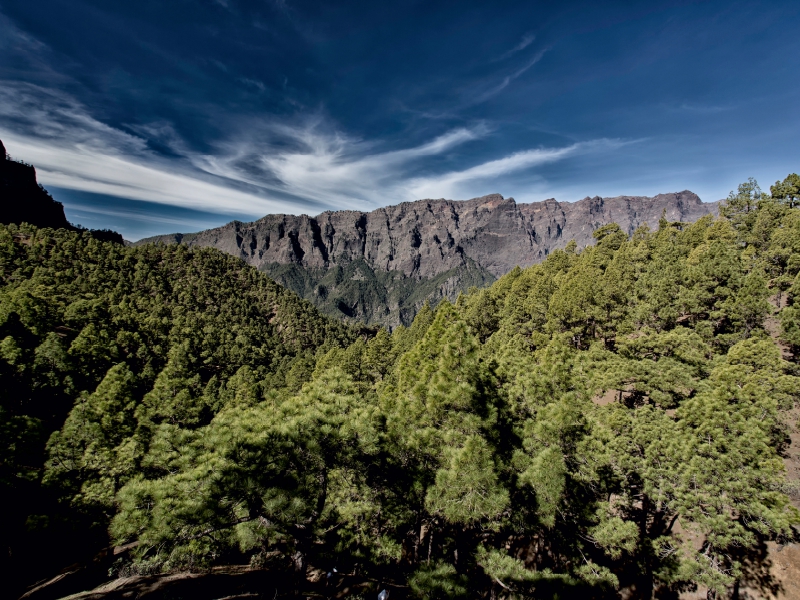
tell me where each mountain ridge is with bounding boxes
[137,191,718,326]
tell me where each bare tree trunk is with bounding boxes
[292,549,306,596]
[417,521,429,564]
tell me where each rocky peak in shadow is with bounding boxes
[0,139,73,230]
[0,140,124,244]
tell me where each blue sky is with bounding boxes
[1,0,798,240]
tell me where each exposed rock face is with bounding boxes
[138,191,717,326]
[0,139,72,230]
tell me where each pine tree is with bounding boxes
[770,173,800,208]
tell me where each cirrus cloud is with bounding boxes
[0,80,623,236]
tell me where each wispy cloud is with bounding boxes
[240,77,267,91]
[498,32,536,60]
[476,47,550,103]
[64,201,219,229]
[673,102,735,113]
[0,82,306,215]
[0,80,619,232]
[189,122,488,208]
[407,139,627,199]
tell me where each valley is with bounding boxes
[1,140,798,600]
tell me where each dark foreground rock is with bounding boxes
[0,140,124,244]
[0,140,72,230]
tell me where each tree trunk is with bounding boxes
[292,550,306,574]
[292,549,306,596]
[639,493,655,599]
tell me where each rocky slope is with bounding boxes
[138,191,717,327]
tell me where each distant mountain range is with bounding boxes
[1,138,718,327]
[137,191,718,327]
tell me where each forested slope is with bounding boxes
[0,226,357,596]
[3,175,800,600]
[109,177,800,599]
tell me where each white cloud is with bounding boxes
[408,146,576,199]
[406,140,628,200]
[0,80,620,223]
[65,202,217,229]
[0,82,301,215]
[245,124,488,206]
[0,128,301,215]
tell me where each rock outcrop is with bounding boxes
[0,139,73,230]
[0,140,125,244]
[138,191,717,326]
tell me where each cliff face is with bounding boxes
[0,140,72,230]
[0,140,125,244]
[139,191,717,326]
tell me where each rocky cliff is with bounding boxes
[0,139,73,230]
[138,191,717,326]
[0,140,125,244]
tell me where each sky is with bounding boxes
[1,1,798,240]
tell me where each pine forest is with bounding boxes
[3,174,800,600]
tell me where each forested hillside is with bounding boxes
[0,227,358,596]
[2,175,800,600]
